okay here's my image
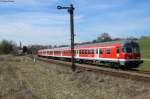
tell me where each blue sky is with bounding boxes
[0,0,150,45]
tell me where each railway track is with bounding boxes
[30,55,150,83]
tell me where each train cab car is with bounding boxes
[119,41,143,68]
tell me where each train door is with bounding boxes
[116,47,120,62]
[76,50,79,58]
[99,48,103,58]
[95,48,99,60]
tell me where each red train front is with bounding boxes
[37,40,143,68]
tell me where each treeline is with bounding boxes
[0,39,63,55]
[27,45,48,54]
[0,34,149,55]
[0,40,46,55]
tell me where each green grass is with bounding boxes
[139,38,150,58]
[138,38,150,71]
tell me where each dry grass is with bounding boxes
[0,55,150,99]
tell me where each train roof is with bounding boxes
[76,40,138,47]
[39,40,138,51]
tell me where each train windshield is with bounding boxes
[126,48,132,53]
[133,47,140,53]
[122,47,140,54]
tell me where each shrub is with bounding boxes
[0,40,16,54]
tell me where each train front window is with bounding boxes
[122,47,132,53]
[122,47,140,54]
[133,48,140,53]
[126,48,132,53]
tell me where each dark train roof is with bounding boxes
[76,40,138,47]
[39,40,139,51]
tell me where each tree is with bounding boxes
[22,46,28,54]
[0,40,16,54]
[97,33,112,42]
[27,45,47,54]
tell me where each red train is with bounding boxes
[37,40,143,68]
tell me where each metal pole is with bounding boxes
[57,4,76,72]
[69,4,76,72]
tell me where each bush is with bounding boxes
[0,40,16,54]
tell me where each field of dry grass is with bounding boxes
[0,55,150,99]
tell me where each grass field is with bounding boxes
[138,38,150,70]
[0,55,150,99]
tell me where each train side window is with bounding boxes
[92,49,94,54]
[86,50,88,54]
[106,48,110,54]
[99,49,103,54]
[87,50,89,54]
[84,50,86,54]
[85,50,87,54]
[116,48,120,53]
[88,50,90,54]
[82,50,84,54]
[79,50,80,54]
[90,49,93,54]
[89,50,91,54]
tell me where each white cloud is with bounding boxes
[80,16,150,38]
[0,11,83,45]
[0,0,150,45]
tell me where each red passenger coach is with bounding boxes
[37,40,143,68]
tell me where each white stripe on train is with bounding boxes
[39,54,141,62]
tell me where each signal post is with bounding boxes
[57,4,76,72]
